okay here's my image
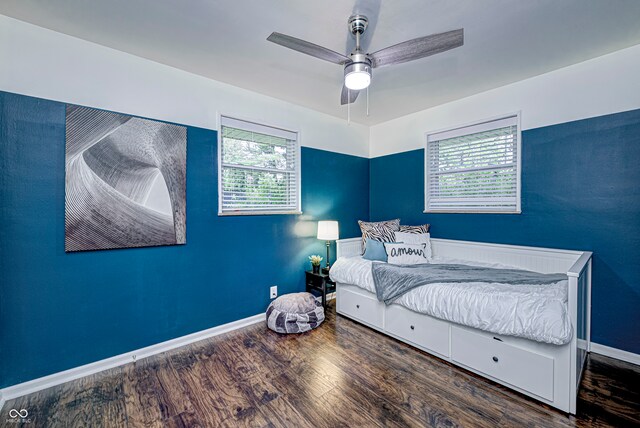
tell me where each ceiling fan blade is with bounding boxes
[341,85,360,105]
[267,32,350,65]
[370,29,463,68]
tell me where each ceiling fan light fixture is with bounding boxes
[344,61,372,90]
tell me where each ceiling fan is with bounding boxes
[267,15,464,105]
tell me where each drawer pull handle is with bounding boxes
[410,325,415,330]
[356,304,360,309]
[492,356,499,362]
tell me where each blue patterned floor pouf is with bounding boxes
[266,292,325,334]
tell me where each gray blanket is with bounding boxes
[372,263,568,305]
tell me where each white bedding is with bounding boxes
[330,256,572,345]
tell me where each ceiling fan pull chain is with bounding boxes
[348,89,351,125]
[367,86,369,116]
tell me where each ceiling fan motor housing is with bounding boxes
[348,15,368,35]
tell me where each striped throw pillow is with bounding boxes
[358,219,400,254]
[399,224,430,234]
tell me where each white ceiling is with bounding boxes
[2,1,640,125]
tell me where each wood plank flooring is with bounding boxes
[3,301,639,427]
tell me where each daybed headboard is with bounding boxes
[336,238,362,258]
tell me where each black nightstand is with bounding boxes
[305,270,336,308]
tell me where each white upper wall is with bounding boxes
[0,15,370,158]
[2,15,639,160]
[369,43,640,158]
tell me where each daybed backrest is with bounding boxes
[431,238,581,274]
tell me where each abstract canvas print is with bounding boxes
[65,105,187,252]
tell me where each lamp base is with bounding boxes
[325,241,331,275]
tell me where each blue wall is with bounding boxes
[370,109,640,354]
[2,88,639,387]
[0,91,369,388]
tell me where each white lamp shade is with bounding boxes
[317,220,339,241]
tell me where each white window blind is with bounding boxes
[425,115,521,213]
[219,116,300,215]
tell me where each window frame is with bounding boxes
[423,112,522,214]
[217,114,302,216]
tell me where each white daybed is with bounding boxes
[334,237,592,414]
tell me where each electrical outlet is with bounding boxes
[270,285,278,299]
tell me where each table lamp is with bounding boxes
[317,220,339,273]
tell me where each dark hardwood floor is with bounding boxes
[3,301,639,427]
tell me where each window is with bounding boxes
[218,116,300,215]
[425,114,521,213]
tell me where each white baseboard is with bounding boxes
[0,313,264,411]
[590,342,640,366]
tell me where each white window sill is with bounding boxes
[218,210,303,217]
[423,210,522,214]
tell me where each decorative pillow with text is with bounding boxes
[384,242,430,265]
[394,231,432,260]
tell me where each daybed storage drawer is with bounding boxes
[451,326,554,401]
[385,304,449,357]
[338,287,384,329]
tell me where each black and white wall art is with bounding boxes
[65,105,187,252]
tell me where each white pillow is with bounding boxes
[384,242,430,265]
[394,231,432,260]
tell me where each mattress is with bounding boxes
[330,256,572,345]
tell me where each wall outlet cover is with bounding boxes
[270,286,277,299]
